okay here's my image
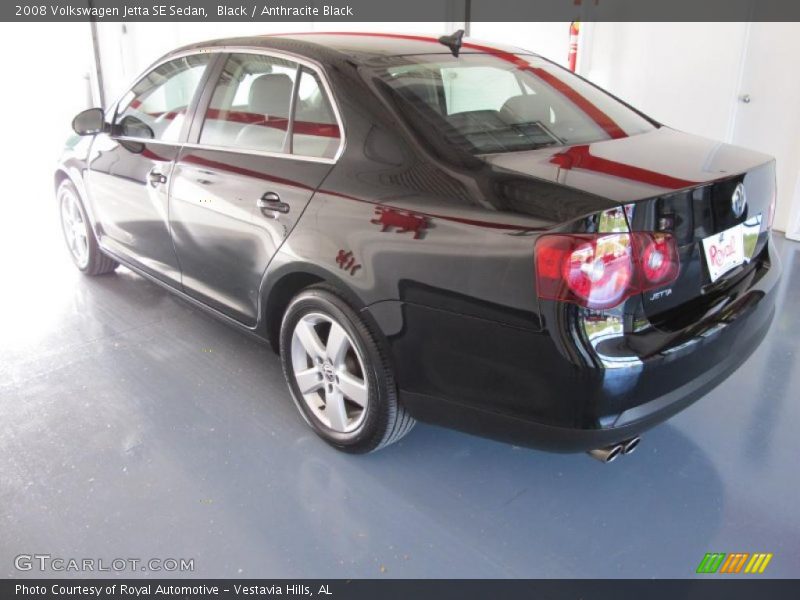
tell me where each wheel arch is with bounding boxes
[54,159,88,198]
[262,262,370,354]
[54,168,71,192]
[54,162,102,240]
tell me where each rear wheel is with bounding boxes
[279,286,415,453]
[58,180,117,275]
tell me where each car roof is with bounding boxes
[171,32,536,65]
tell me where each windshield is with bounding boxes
[372,53,656,154]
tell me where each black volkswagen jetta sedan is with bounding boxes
[58,32,780,461]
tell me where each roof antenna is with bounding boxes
[438,29,465,57]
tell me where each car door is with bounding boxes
[86,53,216,285]
[169,52,342,326]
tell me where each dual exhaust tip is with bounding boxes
[587,436,640,463]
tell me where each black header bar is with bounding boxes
[5,0,800,22]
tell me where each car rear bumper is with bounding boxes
[399,293,774,451]
[368,239,781,452]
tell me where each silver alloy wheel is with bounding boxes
[290,312,369,433]
[59,186,89,268]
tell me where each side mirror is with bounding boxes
[72,108,106,136]
[117,115,154,140]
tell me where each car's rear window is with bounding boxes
[372,53,655,154]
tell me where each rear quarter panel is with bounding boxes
[265,55,621,333]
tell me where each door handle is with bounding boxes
[257,192,290,214]
[148,170,167,187]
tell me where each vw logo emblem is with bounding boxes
[731,183,747,218]
[322,361,336,381]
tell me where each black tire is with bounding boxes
[279,285,415,453]
[57,180,118,276]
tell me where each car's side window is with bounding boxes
[115,54,211,142]
[199,53,299,153]
[291,68,341,159]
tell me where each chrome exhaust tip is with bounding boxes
[621,436,641,455]
[587,444,623,464]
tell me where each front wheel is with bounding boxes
[279,286,415,453]
[57,180,117,275]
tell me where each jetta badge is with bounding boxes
[731,183,747,218]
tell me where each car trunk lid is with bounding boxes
[484,127,775,328]
[626,162,774,329]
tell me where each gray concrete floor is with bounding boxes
[1,187,799,578]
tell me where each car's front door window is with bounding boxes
[115,54,211,142]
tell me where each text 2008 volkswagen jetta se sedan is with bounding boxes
[58,32,780,461]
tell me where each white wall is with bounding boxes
[454,22,752,143]
[0,23,99,318]
[732,23,800,238]
[469,22,572,67]
[584,22,748,142]
[0,23,95,159]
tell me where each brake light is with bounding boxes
[636,232,680,285]
[766,187,777,230]
[535,233,679,310]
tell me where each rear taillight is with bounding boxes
[536,234,637,309]
[535,232,679,310]
[766,187,777,230]
[635,232,680,286]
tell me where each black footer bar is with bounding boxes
[4,579,800,600]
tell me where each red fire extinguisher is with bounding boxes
[568,21,580,72]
